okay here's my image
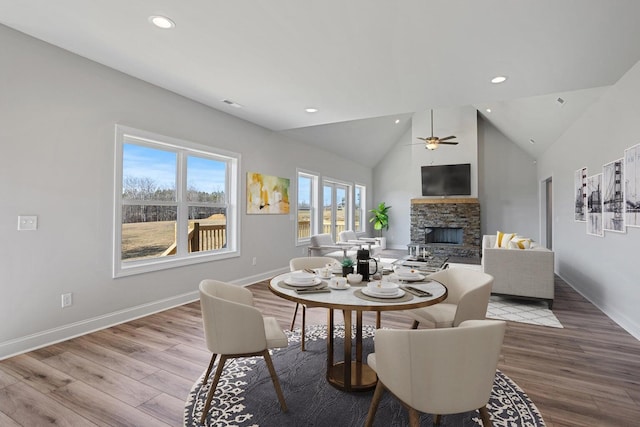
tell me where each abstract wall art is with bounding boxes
[246,172,290,214]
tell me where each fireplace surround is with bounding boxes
[410,198,480,258]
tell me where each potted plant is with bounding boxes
[369,202,391,249]
[341,258,355,277]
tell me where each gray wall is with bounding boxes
[478,115,539,240]
[538,60,640,339]
[0,25,373,358]
[374,106,539,250]
[374,106,479,249]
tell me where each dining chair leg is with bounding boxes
[478,406,492,426]
[408,407,421,427]
[301,305,306,351]
[434,414,442,425]
[262,350,288,412]
[202,353,218,384]
[290,303,299,331]
[411,320,420,329]
[200,355,228,423]
[364,381,385,427]
[376,312,381,329]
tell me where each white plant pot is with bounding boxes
[378,237,387,250]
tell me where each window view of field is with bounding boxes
[122,214,227,261]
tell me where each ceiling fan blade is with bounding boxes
[439,135,457,141]
[439,141,459,145]
[416,137,429,141]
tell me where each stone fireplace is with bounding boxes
[410,198,480,258]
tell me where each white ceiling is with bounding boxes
[2,1,640,166]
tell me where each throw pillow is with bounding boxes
[509,237,532,249]
[495,231,515,248]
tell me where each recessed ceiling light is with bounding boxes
[491,76,508,84]
[305,108,318,113]
[395,119,400,124]
[149,15,175,29]
[486,108,492,113]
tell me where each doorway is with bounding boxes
[323,181,349,241]
[542,177,553,249]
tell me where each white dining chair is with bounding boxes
[365,319,506,427]
[289,256,336,351]
[198,279,288,423]
[407,268,493,329]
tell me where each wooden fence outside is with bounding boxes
[298,221,346,238]
[164,221,347,256]
[162,222,226,255]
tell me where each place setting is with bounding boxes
[355,279,413,303]
[390,266,426,283]
[279,270,330,294]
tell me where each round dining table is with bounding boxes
[269,272,447,392]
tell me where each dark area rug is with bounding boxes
[185,325,545,426]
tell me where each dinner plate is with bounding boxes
[362,287,405,299]
[284,277,323,287]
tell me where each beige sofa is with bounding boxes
[481,235,555,308]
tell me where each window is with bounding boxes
[355,184,366,232]
[297,170,318,243]
[114,125,239,277]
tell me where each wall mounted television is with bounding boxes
[421,163,471,196]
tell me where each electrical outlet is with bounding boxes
[18,215,38,231]
[61,293,73,308]
[252,257,257,266]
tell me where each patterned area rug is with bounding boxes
[447,263,563,328]
[185,325,546,427]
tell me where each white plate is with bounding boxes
[285,277,323,287]
[362,287,405,299]
[395,273,426,282]
[329,283,350,290]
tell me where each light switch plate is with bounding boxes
[18,215,38,231]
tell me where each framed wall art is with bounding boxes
[624,143,640,227]
[246,172,290,214]
[586,173,603,237]
[574,167,587,222]
[602,159,625,233]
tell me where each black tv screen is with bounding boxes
[421,163,471,196]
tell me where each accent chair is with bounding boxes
[407,267,493,329]
[289,256,336,351]
[365,319,506,427]
[198,279,288,423]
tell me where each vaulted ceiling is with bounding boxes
[2,1,639,166]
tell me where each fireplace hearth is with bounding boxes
[410,198,480,258]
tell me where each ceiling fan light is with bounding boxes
[426,141,438,150]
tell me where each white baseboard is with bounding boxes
[0,267,289,360]
[556,273,640,341]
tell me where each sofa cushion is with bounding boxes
[509,237,532,249]
[494,231,515,248]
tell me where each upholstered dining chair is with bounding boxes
[365,319,506,427]
[407,268,493,329]
[198,279,288,423]
[289,256,336,351]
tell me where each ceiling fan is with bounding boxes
[416,109,459,150]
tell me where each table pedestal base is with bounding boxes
[327,362,377,391]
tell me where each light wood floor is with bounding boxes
[1,276,639,426]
